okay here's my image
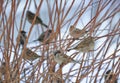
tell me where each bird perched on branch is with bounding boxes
[53,50,80,65]
[105,70,117,83]
[22,48,41,61]
[68,36,94,52]
[0,62,6,75]
[26,10,48,28]
[16,30,27,48]
[33,29,52,44]
[69,25,88,39]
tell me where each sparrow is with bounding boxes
[0,62,6,75]
[33,29,52,44]
[69,25,88,39]
[53,50,80,65]
[26,10,48,28]
[22,48,41,61]
[68,36,94,52]
[16,30,27,47]
[105,70,117,83]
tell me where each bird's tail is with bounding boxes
[67,48,73,51]
[35,55,41,58]
[42,23,48,28]
[32,39,38,42]
[72,60,81,64]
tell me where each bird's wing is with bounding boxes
[81,36,94,45]
[37,17,43,23]
[37,17,48,28]
[73,28,81,33]
[42,23,48,28]
[38,33,45,42]
[24,48,40,60]
[74,42,85,49]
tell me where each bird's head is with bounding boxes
[105,69,113,80]
[48,30,52,33]
[106,70,111,74]
[27,10,33,15]
[21,30,26,34]
[54,50,61,56]
[69,25,75,32]
[26,10,35,17]
[20,31,26,36]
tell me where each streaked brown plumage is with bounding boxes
[69,36,94,52]
[23,48,41,61]
[105,70,117,83]
[53,50,80,65]
[26,10,48,28]
[33,29,53,44]
[16,30,27,48]
[69,25,88,38]
[0,62,6,75]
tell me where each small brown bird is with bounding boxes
[16,30,27,47]
[22,48,41,61]
[33,29,52,44]
[53,50,80,65]
[68,36,94,52]
[26,10,48,28]
[0,62,6,75]
[105,70,117,83]
[69,25,88,39]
